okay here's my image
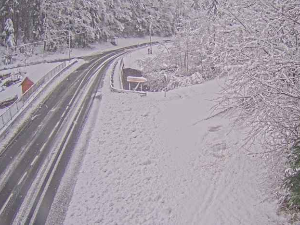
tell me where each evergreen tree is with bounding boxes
[1,0,178,50]
[31,0,42,41]
[0,0,19,45]
[3,18,15,47]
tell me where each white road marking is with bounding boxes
[54,121,60,130]
[0,193,13,215]
[31,155,39,166]
[18,172,28,185]
[28,97,86,225]
[31,114,40,121]
[61,111,67,118]
[48,124,58,139]
[40,143,47,152]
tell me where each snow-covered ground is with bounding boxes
[72,36,167,59]
[0,36,168,70]
[0,37,166,115]
[123,44,162,70]
[111,45,164,90]
[0,59,86,150]
[0,62,60,101]
[0,38,289,224]
[0,36,166,101]
[64,62,289,224]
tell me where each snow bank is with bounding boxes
[64,64,288,224]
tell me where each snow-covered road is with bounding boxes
[64,70,288,224]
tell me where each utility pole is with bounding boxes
[68,0,77,60]
[44,11,48,56]
[149,15,153,54]
[150,22,152,54]
[68,30,71,60]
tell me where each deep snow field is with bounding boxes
[63,67,289,224]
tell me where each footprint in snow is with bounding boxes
[208,125,222,132]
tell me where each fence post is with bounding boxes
[9,108,13,120]
[1,115,5,128]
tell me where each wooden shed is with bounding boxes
[21,77,34,94]
[122,68,143,90]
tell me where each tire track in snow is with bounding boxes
[185,122,260,225]
[193,154,247,225]
[189,122,281,225]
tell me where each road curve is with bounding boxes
[0,48,127,225]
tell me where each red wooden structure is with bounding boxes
[21,77,34,94]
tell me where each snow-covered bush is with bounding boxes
[142,0,300,151]
[217,0,300,149]
[139,1,230,91]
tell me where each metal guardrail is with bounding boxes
[0,62,67,130]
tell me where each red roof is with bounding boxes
[21,77,34,94]
[21,77,34,86]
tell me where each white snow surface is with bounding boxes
[72,36,166,59]
[0,62,60,102]
[123,45,161,70]
[0,36,165,106]
[0,59,85,151]
[0,36,167,70]
[65,70,288,224]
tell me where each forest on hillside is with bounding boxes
[0,0,201,50]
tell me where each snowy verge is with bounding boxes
[44,53,126,225]
[15,55,116,225]
[64,59,289,224]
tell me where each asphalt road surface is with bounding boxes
[0,48,128,225]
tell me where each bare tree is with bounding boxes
[217,0,300,150]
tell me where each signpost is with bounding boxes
[149,15,153,54]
